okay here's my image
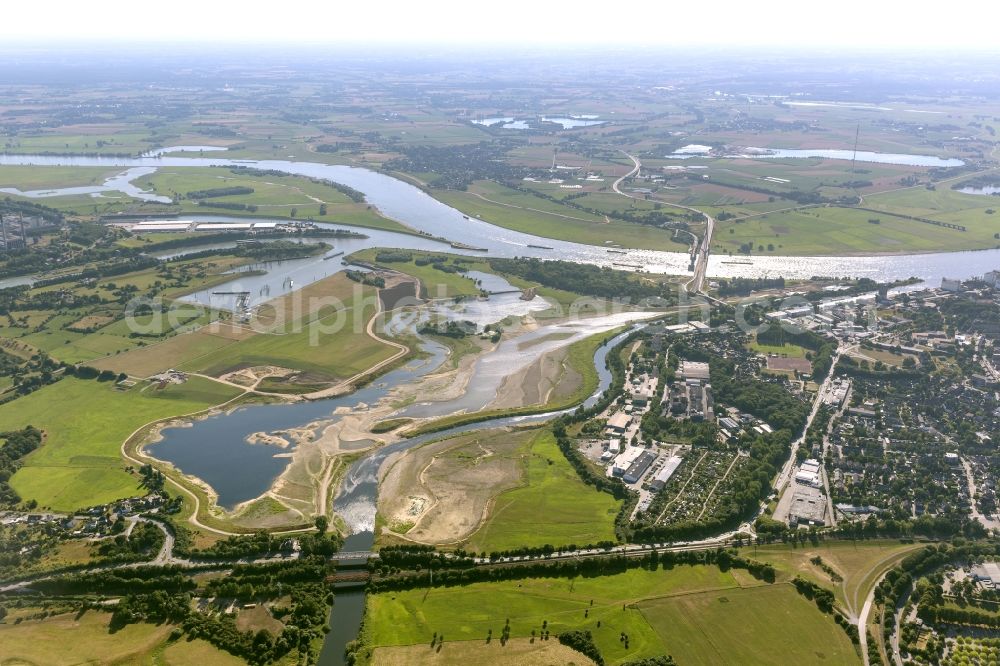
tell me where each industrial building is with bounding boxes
[129,220,284,233]
[972,562,1000,588]
[789,485,827,526]
[679,360,710,381]
[795,458,822,487]
[623,450,657,484]
[630,376,658,407]
[605,411,632,436]
[194,222,254,231]
[649,455,684,492]
[611,446,645,477]
[600,438,623,461]
[941,277,962,292]
[130,220,196,232]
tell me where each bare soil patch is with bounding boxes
[378,428,534,544]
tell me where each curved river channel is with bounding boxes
[3,150,1000,283]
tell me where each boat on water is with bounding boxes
[607,249,628,254]
[527,244,554,250]
[721,260,753,265]
[450,241,489,252]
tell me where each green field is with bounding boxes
[435,181,688,251]
[748,339,807,357]
[739,539,925,616]
[716,197,1000,255]
[0,376,241,511]
[363,565,857,665]
[134,166,410,233]
[0,609,243,665]
[0,162,410,233]
[638,584,857,665]
[351,248,484,299]
[2,130,154,155]
[90,327,244,377]
[0,256,248,366]
[179,283,394,381]
[464,430,620,552]
[0,165,121,190]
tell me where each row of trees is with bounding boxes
[175,529,343,560]
[368,546,775,593]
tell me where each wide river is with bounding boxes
[2,150,999,283]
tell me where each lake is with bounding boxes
[665,146,964,167]
[957,185,1000,196]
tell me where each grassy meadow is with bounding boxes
[0,165,121,190]
[0,609,243,666]
[464,430,620,552]
[351,248,484,299]
[435,180,688,251]
[363,564,858,665]
[0,376,241,511]
[177,280,394,383]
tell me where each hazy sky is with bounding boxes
[3,0,998,50]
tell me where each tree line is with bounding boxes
[0,427,43,507]
[367,546,776,593]
[488,257,668,302]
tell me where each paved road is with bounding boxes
[961,456,1000,532]
[687,211,714,294]
[611,150,714,294]
[611,151,642,197]
[773,347,850,523]
[858,569,889,666]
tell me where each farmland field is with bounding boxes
[350,248,484,298]
[178,280,393,383]
[0,165,121,189]
[134,166,410,233]
[638,584,857,665]
[715,200,1000,256]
